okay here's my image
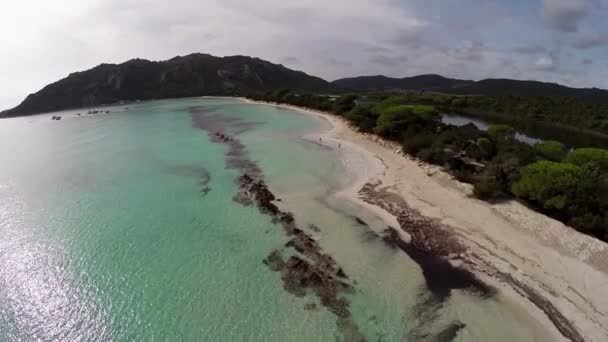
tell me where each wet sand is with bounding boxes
[244,99,608,342]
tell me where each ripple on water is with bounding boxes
[0,188,109,341]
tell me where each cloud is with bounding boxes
[542,0,590,32]
[511,42,547,54]
[572,32,608,49]
[279,56,302,65]
[0,0,607,109]
[535,55,559,71]
[327,58,352,67]
[451,40,485,62]
[369,55,408,67]
[363,45,393,54]
[390,29,424,49]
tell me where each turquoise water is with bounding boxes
[0,98,554,341]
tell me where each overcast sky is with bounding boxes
[1,0,607,109]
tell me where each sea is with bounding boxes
[0,98,554,341]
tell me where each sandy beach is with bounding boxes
[244,99,608,342]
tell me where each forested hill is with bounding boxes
[332,75,608,103]
[1,54,331,117]
[5,53,608,117]
[331,74,474,93]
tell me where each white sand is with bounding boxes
[243,99,608,342]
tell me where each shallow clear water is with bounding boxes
[0,98,553,341]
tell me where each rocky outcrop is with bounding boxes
[238,172,357,320]
[190,110,366,341]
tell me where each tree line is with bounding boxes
[247,90,608,242]
[380,92,608,135]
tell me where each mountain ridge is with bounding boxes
[3,53,608,117]
[331,75,608,103]
[1,53,331,117]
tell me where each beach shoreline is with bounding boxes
[239,98,608,342]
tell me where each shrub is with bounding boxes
[402,133,434,154]
[564,148,608,168]
[512,161,583,211]
[374,107,416,138]
[333,94,358,114]
[346,105,377,132]
[476,137,495,160]
[410,105,438,119]
[534,140,568,162]
[488,124,516,142]
[474,173,506,199]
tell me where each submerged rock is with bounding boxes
[355,217,369,226]
[285,229,320,254]
[304,303,318,311]
[308,224,321,233]
[263,250,285,272]
[435,321,466,342]
[190,117,366,341]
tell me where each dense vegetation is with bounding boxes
[333,74,608,104]
[331,76,608,134]
[445,94,608,134]
[248,90,608,242]
[350,92,608,135]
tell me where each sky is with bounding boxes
[1,0,607,109]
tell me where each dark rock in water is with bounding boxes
[236,173,281,216]
[381,227,401,249]
[51,115,62,120]
[360,229,380,242]
[308,224,321,233]
[200,187,211,196]
[189,117,365,341]
[263,250,285,272]
[362,182,494,303]
[304,303,317,311]
[396,210,465,257]
[380,227,494,302]
[285,230,320,254]
[337,317,367,342]
[355,217,369,226]
[278,212,295,226]
[435,321,466,342]
[282,255,352,317]
[264,250,353,320]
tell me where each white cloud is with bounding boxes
[542,0,590,32]
[572,32,608,49]
[0,0,606,109]
[535,56,558,71]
